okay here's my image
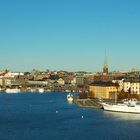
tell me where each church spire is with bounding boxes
[103,50,109,74]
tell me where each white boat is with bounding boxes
[5,88,20,93]
[38,88,44,93]
[67,93,73,102]
[102,99,140,114]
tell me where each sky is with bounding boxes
[0,0,140,72]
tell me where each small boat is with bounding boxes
[38,88,44,93]
[5,88,20,93]
[67,93,73,102]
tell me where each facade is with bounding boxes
[131,82,140,94]
[0,77,15,87]
[57,78,65,85]
[123,79,140,94]
[89,82,118,99]
[0,78,4,86]
[112,79,124,91]
[123,81,131,92]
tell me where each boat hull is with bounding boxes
[67,93,73,102]
[6,89,20,93]
[103,103,140,114]
[67,97,73,102]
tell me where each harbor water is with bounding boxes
[0,92,140,140]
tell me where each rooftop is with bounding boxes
[91,81,117,87]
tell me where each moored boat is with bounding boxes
[67,93,73,102]
[5,88,20,93]
[102,99,140,114]
[38,88,44,93]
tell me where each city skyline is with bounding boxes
[0,0,140,72]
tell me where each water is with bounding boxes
[0,92,140,140]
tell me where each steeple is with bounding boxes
[103,50,109,75]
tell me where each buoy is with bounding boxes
[81,115,84,119]
[56,110,58,113]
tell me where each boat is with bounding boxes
[102,99,140,114]
[5,88,20,93]
[38,88,44,93]
[67,93,73,102]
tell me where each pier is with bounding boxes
[74,98,103,109]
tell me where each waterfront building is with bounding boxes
[123,80,131,93]
[0,77,16,87]
[131,81,140,94]
[123,79,140,94]
[89,82,118,99]
[4,78,13,86]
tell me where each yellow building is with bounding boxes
[89,82,118,99]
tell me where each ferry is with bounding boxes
[102,99,140,114]
[67,93,73,102]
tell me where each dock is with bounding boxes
[74,98,103,109]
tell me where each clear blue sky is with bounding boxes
[0,0,140,72]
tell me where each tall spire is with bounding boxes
[103,49,109,74]
[104,49,108,68]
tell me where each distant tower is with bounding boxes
[103,50,109,75]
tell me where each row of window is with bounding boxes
[125,86,140,89]
[125,83,140,86]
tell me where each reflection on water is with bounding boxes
[103,111,140,121]
[67,100,73,104]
